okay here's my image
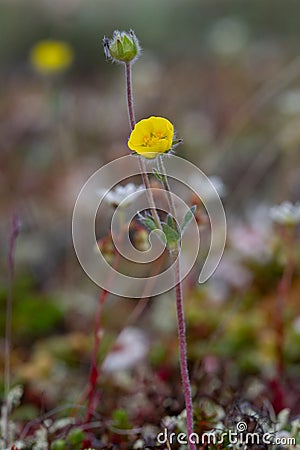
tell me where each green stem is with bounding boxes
[157,156,178,230]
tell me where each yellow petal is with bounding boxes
[128,116,174,158]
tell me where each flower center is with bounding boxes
[143,131,165,146]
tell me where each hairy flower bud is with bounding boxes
[103,30,140,63]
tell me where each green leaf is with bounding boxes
[162,222,180,250]
[152,167,164,181]
[139,214,158,232]
[51,441,66,450]
[167,213,174,229]
[67,429,85,448]
[112,408,131,429]
[181,205,197,234]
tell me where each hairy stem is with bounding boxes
[157,156,178,229]
[125,61,195,449]
[157,156,195,448]
[125,62,161,230]
[174,259,195,448]
[125,62,136,130]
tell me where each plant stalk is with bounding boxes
[125,62,161,230]
[124,62,195,449]
[157,155,195,448]
[86,228,123,422]
[85,287,109,422]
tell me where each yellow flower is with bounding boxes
[128,116,174,159]
[30,40,74,75]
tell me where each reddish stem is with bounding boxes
[124,62,161,229]
[85,288,109,422]
[125,62,195,449]
[85,238,122,422]
[174,257,196,449]
[84,62,141,422]
[125,62,135,131]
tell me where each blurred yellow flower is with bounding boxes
[128,116,174,159]
[30,40,74,74]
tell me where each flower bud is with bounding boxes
[103,30,141,63]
